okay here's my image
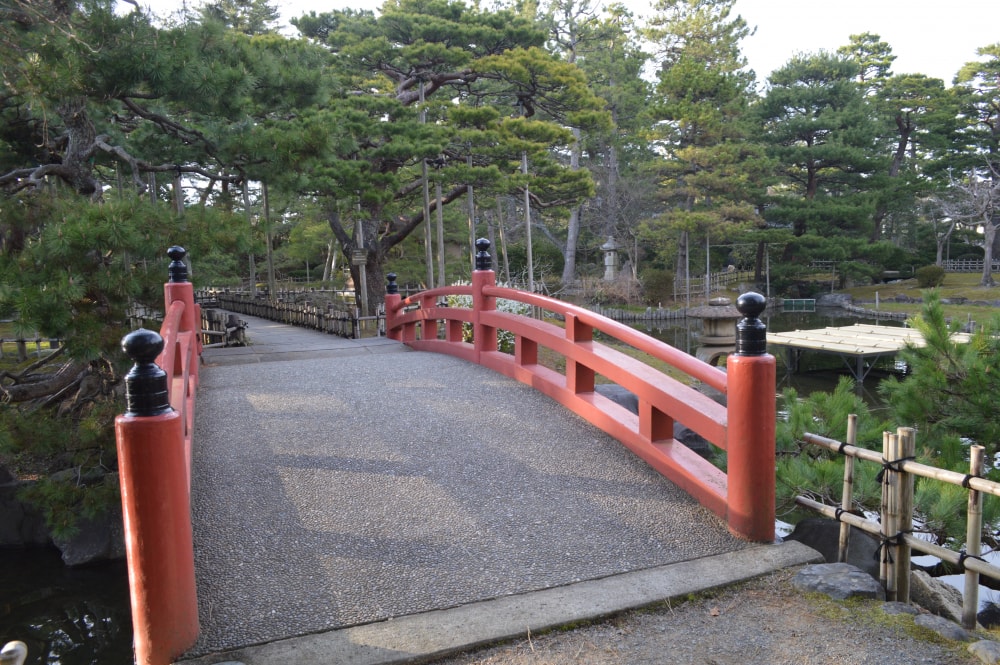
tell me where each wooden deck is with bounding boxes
[766,324,972,382]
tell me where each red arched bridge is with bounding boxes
[114,243,782,665]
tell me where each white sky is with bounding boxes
[143,0,1000,85]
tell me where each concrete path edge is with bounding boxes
[178,541,822,665]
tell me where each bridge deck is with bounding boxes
[181,313,778,662]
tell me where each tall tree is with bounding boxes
[756,52,881,240]
[952,43,1000,284]
[641,0,762,287]
[197,0,280,34]
[292,0,607,304]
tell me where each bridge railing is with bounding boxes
[114,246,201,665]
[385,239,776,542]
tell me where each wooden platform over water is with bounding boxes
[767,323,972,382]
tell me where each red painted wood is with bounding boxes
[725,353,776,542]
[385,270,776,541]
[115,411,199,665]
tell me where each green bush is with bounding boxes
[640,269,674,306]
[915,264,945,288]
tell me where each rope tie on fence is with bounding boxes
[961,474,978,489]
[958,549,987,572]
[837,440,852,455]
[874,532,910,564]
[834,507,848,521]
[876,456,916,484]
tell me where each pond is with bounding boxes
[0,547,132,665]
[632,305,903,403]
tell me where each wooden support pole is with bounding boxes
[896,427,915,604]
[964,444,985,630]
[838,414,857,564]
[880,431,896,599]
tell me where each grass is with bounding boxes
[844,272,1000,323]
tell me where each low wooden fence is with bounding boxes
[796,415,1000,629]
[206,291,385,339]
[0,334,60,361]
[942,259,1000,273]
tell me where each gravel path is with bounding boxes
[430,569,982,665]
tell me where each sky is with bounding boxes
[144,0,1000,85]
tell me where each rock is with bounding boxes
[783,517,880,579]
[51,504,125,566]
[910,569,965,624]
[816,293,853,308]
[914,613,971,642]
[792,563,885,601]
[979,602,1000,628]
[593,384,717,459]
[0,480,50,547]
[969,640,1000,664]
[595,384,638,413]
[881,601,919,616]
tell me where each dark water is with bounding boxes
[0,548,132,665]
[2,306,891,664]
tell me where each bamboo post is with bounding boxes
[895,427,914,604]
[880,431,899,600]
[838,414,857,563]
[963,444,985,630]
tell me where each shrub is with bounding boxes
[915,264,945,288]
[446,282,532,353]
[640,269,674,306]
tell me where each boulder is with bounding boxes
[0,480,50,547]
[51,504,126,566]
[914,613,971,642]
[816,293,853,308]
[594,384,716,459]
[792,562,885,601]
[969,640,1000,664]
[783,517,880,579]
[910,569,966,624]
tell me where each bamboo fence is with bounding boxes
[797,423,1000,629]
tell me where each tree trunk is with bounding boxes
[981,220,997,287]
[561,128,583,286]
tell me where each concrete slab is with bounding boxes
[178,542,821,665]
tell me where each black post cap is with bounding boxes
[475,237,492,271]
[735,292,768,356]
[167,246,188,283]
[387,273,398,295]
[121,329,172,417]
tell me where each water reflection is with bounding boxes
[0,547,132,665]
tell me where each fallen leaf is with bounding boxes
[709,607,721,617]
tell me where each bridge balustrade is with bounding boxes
[385,239,776,542]
[114,247,201,665]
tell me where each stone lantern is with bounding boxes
[686,297,741,365]
[601,236,620,281]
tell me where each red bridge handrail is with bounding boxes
[385,255,775,543]
[115,247,201,665]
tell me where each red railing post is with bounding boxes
[385,273,402,341]
[115,329,199,665]
[472,238,497,357]
[164,246,201,385]
[725,292,776,541]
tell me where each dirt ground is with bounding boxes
[429,569,985,665]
